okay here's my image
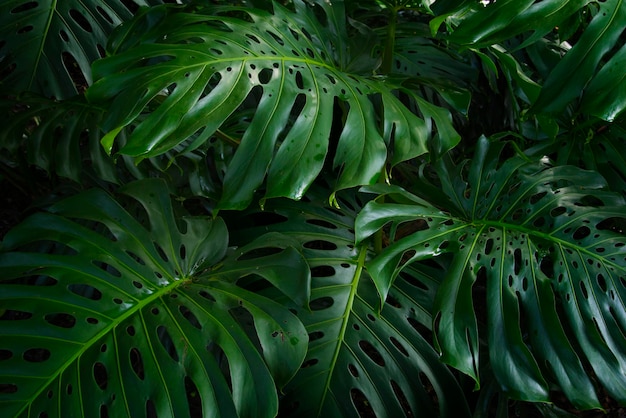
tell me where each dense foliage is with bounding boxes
[1,0,625,417]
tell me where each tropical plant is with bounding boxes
[1,0,625,417]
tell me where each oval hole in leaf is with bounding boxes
[93,362,108,389]
[92,261,122,277]
[61,52,88,93]
[300,358,318,368]
[23,348,50,363]
[311,265,335,278]
[96,6,113,24]
[0,309,32,320]
[179,305,202,329]
[348,364,359,377]
[597,217,626,233]
[157,326,179,362]
[258,68,273,84]
[303,240,337,250]
[418,372,440,411]
[580,280,589,299]
[350,388,375,417]
[154,242,169,262]
[308,330,324,342]
[389,336,409,357]
[199,290,216,302]
[45,313,76,328]
[0,349,13,360]
[100,404,109,418]
[597,274,607,292]
[385,295,402,309]
[146,399,157,418]
[11,1,38,13]
[69,9,93,32]
[310,296,334,311]
[391,380,413,416]
[358,340,385,366]
[126,250,146,265]
[573,226,591,240]
[185,376,202,418]
[130,348,145,380]
[17,25,33,34]
[68,283,102,300]
[206,342,231,389]
[550,207,567,217]
[0,383,17,393]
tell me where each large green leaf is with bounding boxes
[526,120,626,196]
[227,187,471,417]
[0,179,309,418]
[445,0,593,49]
[0,94,115,183]
[356,137,626,409]
[533,0,626,119]
[0,0,169,99]
[86,1,436,210]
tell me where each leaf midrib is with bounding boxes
[317,244,368,416]
[16,275,189,418]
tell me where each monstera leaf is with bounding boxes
[356,137,626,409]
[0,179,309,418]
[534,0,626,120]
[86,1,459,210]
[441,0,594,48]
[227,187,471,417]
[0,0,169,99]
[0,94,115,183]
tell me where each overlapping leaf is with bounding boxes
[534,0,626,120]
[227,187,471,417]
[0,179,309,418]
[444,0,594,49]
[0,94,115,183]
[0,0,169,99]
[356,137,626,409]
[85,1,441,210]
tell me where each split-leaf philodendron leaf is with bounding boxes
[86,1,458,210]
[0,179,310,418]
[0,0,168,99]
[356,137,626,409]
[228,187,471,418]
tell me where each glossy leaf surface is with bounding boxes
[356,137,626,409]
[0,179,309,418]
[0,0,167,99]
[86,2,439,209]
[228,188,471,418]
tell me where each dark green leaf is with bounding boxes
[357,137,626,408]
[0,0,165,99]
[229,187,471,418]
[0,179,309,418]
[86,2,432,209]
[533,0,626,116]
